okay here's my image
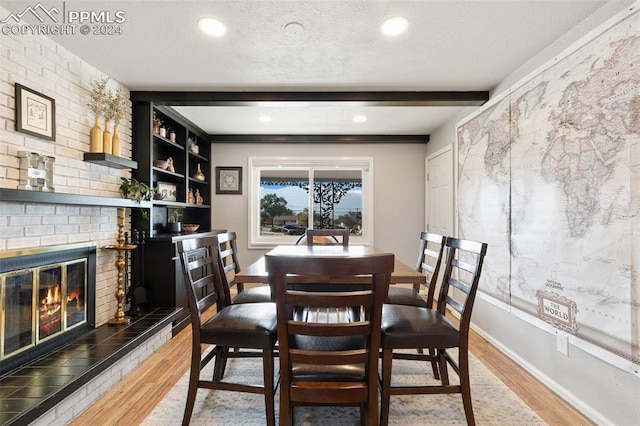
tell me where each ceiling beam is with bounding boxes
[130,91,489,107]
[208,134,429,143]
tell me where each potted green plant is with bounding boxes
[168,208,182,233]
[119,177,156,218]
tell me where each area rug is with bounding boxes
[142,349,546,425]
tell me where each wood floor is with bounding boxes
[71,311,594,426]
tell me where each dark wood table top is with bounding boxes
[236,245,426,285]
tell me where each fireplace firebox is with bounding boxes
[0,243,96,374]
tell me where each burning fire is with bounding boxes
[41,285,62,316]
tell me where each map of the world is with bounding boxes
[456,8,639,366]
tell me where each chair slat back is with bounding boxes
[211,232,242,306]
[416,232,446,303]
[304,229,350,246]
[177,237,221,329]
[437,237,488,332]
[266,252,393,408]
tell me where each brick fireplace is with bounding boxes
[0,243,96,375]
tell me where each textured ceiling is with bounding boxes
[7,0,615,137]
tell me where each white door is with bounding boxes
[426,146,453,237]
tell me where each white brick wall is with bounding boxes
[0,6,135,326]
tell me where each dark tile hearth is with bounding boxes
[0,308,180,426]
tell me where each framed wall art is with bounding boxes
[156,181,177,202]
[216,167,242,194]
[15,83,56,141]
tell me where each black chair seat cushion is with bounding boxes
[233,285,272,304]
[201,302,277,348]
[381,304,459,349]
[386,286,429,308]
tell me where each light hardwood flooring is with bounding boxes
[71,309,593,426]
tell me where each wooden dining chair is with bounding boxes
[296,228,350,246]
[380,237,488,426]
[177,237,277,426]
[384,232,446,379]
[386,231,445,308]
[214,231,272,304]
[266,252,394,426]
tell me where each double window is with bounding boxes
[248,157,373,248]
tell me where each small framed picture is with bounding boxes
[216,167,242,194]
[15,83,56,141]
[157,181,177,202]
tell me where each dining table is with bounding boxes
[235,244,426,286]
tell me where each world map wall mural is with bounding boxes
[456,7,639,368]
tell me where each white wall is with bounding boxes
[211,143,426,267]
[427,1,640,424]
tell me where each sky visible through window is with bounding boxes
[260,184,362,215]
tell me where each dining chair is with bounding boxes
[214,231,272,304]
[379,237,488,426]
[386,231,445,308]
[296,228,350,246]
[266,251,394,426]
[177,237,277,426]
[384,231,446,379]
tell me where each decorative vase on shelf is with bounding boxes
[90,116,103,152]
[193,163,205,181]
[112,121,121,157]
[103,120,112,154]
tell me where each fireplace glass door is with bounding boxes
[2,270,34,357]
[1,259,88,359]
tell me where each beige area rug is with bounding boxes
[142,349,546,425]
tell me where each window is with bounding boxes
[248,157,373,248]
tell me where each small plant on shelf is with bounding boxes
[119,177,156,218]
[168,209,182,224]
[168,208,182,233]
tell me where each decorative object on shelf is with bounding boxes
[216,166,242,194]
[152,112,161,134]
[181,223,200,233]
[88,79,107,153]
[157,181,177,202]
[168,208,182,233]
[188,137,199,154]
[109,87,127,157]
[166,156,175,173]
[188,188,194,204]
[193,163,205,181]
[17,151,55,192]
[15,83,56,141]
[103,207,137,326]
[89,116,103,153]
[168,128,176,143]
[195,188,204,205]
[153,159,169,170]
[160,124,166,138]
[88,78,127,156]
[119,177,156,219]
[102,120,112,154]
[154,191,166,200]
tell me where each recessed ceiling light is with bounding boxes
[353,115,367,123]
[198,18,226,37]
[381,16,409,36]
[259,115,272,123]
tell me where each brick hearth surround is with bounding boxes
[0,6,134,326]
[0,5,171,422]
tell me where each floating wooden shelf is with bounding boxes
[0,188,151,208]
[83,153,138,169]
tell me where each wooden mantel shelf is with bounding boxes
[0,188,151,208]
